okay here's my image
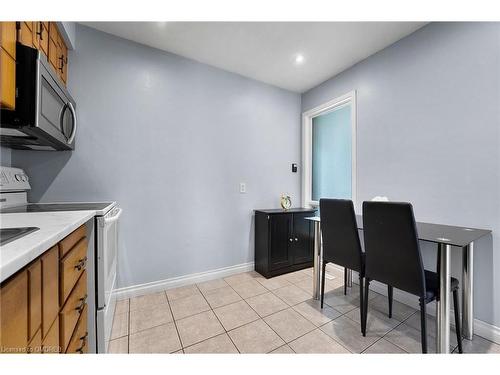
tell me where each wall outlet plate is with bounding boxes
[239,182,246,193]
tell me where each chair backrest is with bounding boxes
[319,198,363,273]
[362,201,426,297]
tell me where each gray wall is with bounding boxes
[1,146,11,166]
[302,22,500,327]
[11,25,301,288]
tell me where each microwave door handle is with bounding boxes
[67,102,77,144]
[104,208,123,225]
[59,103,68,130]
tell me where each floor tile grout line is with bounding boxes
[165,289,184,353]
[194,283,242,354]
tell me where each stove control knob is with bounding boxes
[15,174,22,181]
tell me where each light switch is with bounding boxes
[239,183,246,193]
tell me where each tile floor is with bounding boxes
[108,267,500,354]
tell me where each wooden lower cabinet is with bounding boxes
[42,246,59,338]
[28,328,42,354]
[0,225,88,354]
[28,260,42,342]
[60,271,87,352]
[0,270,28,353]
[66,304,88,354]
[42,317,60,354]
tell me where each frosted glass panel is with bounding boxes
[312,104,352,201]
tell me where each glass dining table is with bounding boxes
[305,215,491,354]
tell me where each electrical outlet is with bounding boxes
[239,183,246,193]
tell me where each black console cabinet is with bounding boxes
[254,208,316,278]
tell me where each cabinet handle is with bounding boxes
[36,22,43,40]
[76,332,88,353]
[75,294,87,313]
[59,55,64,71]
[75,256,87,271]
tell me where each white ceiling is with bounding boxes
[81,22,426,93]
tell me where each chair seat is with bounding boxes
[424,270,459,301]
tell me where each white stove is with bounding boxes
[0,166,122,353]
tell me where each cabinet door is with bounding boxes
[1,22,17,58]
[18,21,33,48]
[42,316,60,353]
[36,22,49,56]
[57,33,68,83]
[0,22,17,110]
[291,213,314,265]
[0,270,29,352]
[0,48,16,109]
[28,260,42,342]
[42,245,59,338]
[268,214,293,271]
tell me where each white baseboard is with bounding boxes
[113,262,255,300]
[327,264,500,345]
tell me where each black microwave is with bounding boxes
[0,43,76,151]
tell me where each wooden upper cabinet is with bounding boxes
[1,22,17,58]
[0,22,17,110]
[56,32,68,83]
[0,269,29,352]
[18,21,34,48]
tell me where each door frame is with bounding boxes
[301,90,357,208]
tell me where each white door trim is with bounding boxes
[301,90,357,209]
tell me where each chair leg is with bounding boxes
[359,275,364,335]
[388,285,393,319]
[362,278,370,337]
[344,267,347,295]
[321,262,326,309]
[453,289,463,354]
[419,298,428,354]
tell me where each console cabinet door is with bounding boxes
[291,213,314,265]
[268,214,293,271]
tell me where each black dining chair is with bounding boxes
[362,201,463,353]
[319,198,392,334]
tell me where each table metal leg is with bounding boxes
[436,243,451,353]
[312,221,322,300]
[462,242,474,340]
[346,269,353,287]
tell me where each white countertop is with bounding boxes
[0,210,96,283]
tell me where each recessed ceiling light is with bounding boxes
[294,54,305,65]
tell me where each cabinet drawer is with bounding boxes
[60,237,87,304]
[42,245,59,338]
[0,270,28,352]
[60,271,87,352]
[59,225,86,258]
[42,316,60,354]
[28,260,42,342]
[66,304,88,354]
